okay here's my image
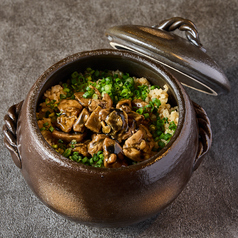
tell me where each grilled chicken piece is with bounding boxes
[52,130,86,143]
[58,99,83,115]
[100,93,113,109]
[88,93,113,112]
[73,108,90,133]
[88,134,108,156]
[99,108,111,121]
[127,111,144,123]
[88,99,101,112]
[56,99,83,132]
[75,90,112,112]
[116,99,132,113]
[74,92,91,107]
[57,115,77,133]
[123,124,155,161]
[123,130,144,161]
[73,142,90,157]
[85,106,102,133]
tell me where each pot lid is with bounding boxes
[105,17,230,96]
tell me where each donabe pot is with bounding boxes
[3,49,211,227]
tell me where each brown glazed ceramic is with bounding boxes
[3,49,212,227]
[106,17,231,96]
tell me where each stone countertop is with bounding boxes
[0,0,237,237]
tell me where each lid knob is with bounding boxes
[153,17,206,52]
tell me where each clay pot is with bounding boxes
[3,49,211,227]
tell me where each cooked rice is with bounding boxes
[44,85,66,103]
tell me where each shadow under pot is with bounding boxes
[3,49,212,227]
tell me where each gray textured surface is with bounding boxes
[0,0,237,237]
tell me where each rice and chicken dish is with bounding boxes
[36,68,179,168]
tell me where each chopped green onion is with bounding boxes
[63,88,70,93]
[155,137,160,142]
[95,70,99,77]
[149,125,156,131]
[150,85,160,90]
[62,83,68,88]
[49,112,55,117]
[136,108,144,114]
[49,126,54,132]
[169,121,177,130]
[89,158,94,165]
[144,113,149,119]
[83,91,91,98]
[159,133,172,141]
[71,71,79,78]
[82,157,88,164]
[104,84,112,93]
[92,94,98,99]
[71,140,77,145]
[156,130,162,136]
[60,94,67,99]
[71,78,78,85]
[152,98,161,108]
[45,111,51,118]
[158,141,165,148]
[62,148,72,158]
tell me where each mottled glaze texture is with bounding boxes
[3,49,212,227]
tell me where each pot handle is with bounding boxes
[2,101,24,169]
[192,101,212,171]
[153,17,206,52]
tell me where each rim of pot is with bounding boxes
[28,49,185,174]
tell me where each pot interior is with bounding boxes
[34,50,184,168]
[37,52,179,107]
